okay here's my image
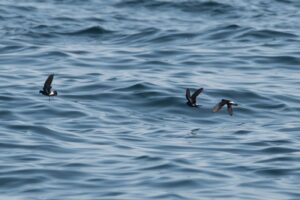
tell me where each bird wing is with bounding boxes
[227,104,233,116]
[43,74,54,93]
[212,100,226,112]
[186,88,191,102]
[191,88,203,102]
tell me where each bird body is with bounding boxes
[186,88,203,107]
[212,99,237,116]
[40,74,58,97]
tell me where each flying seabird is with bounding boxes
[212,99,238,116]
[186,88,203,107]
[40,74,58,97]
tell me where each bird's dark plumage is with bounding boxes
[186,88,203,107]
[212,99,238,116]
[40,74,57,96]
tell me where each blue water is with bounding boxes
[1,0,300,199]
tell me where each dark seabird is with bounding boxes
[186,88,203,107]
[212,99,238,116]
[40,74,58,97]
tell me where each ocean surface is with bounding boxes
[1,0,300,199]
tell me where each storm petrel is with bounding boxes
[212,99,238,116]
[186,88,203,107]
[40,74,58,97]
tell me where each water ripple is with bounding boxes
[0,0,300,200]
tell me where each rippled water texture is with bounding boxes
[1,0,300,199]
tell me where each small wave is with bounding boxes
[150,193,186,199]
[237,29,297,40]
[44,50,70,58]
[33,24,61,30]
[0,44,28,54]
[21,25,60,38]
[261,147,298,154]
[114,27,160,44]
[113,82,157,92]
[115,29,197,45]
[255,168,294,176]
[204,26,297,42]
[82,17,106,23]
[234,130,251,135]
[253,55,300,66]
[52,16,78,22]
[115,0,168,8]
[149,32,198,44]
[115,0,235,15]
[0,141,75,154]
[3,5,37,12]
[62,26,112,36]
[134,155,163,162]
[178,1,235,15]
[202,24,250,41]
[155,178,201,189]
[256,156,297,164]
[16,24,62,39]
